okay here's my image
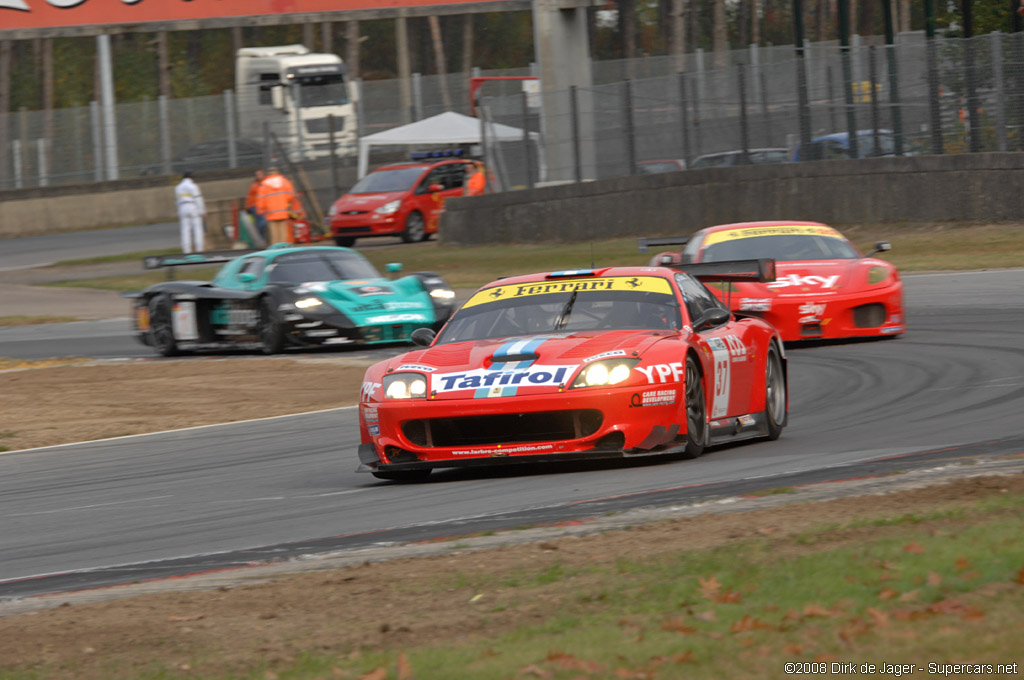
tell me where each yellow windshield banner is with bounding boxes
[464,276,673,308]
[704,224,843,246]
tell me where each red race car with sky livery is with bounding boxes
[640,221,904,342]
[356,260,788,481]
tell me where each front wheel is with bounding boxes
[147,293,179,357]
[680,356,707,459]
[764,342,786,440]
[258,297,285,355]
[401,211,426,243]
[372,469,432,482]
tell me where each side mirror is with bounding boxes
[386,262,403,274]
[239,272,256,283]
[271,85,285,111]
[867,241,892,257]
[693,307,730,331]
[411,327,436,347]
[428,183,444,193]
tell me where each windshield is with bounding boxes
[858,133,895,157]
[702,234,860,262]
[348,167,424,194]
[266,250,381,284]
[436,278,681,344]
[297,74,349,107]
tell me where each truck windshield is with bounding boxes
[297,74,349,107]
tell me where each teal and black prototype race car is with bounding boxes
[125,244,457,356]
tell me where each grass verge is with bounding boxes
[41,223,1024,295]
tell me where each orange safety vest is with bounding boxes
[257,173,295,221]
[466,168,486,196]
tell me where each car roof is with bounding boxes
[695,148,787,159]
[372,158,471,173]
[811,130,894,143]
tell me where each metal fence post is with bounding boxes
[569,85,581,183]
[991,31,1007,152]
[521,91,534,189]
[924,0,944,154]
[882,0,904,154]
[412,72,423,121]
[738,64,750,164]
[329,114,340,197]
[839,0,860,158]
[623,79,636,176]
[869,45,881,155]
[90,100,104,182]
[158,95,172,176]
[12,139,22,189]
[224,89,238,167]
[678,72,691,166]
[37,138,48,187]
[759,69,773,147]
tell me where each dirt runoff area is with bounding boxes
[3,357,1024,679]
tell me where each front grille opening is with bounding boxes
[853,302,886,328]
[593,431,625,451]
[403,410,603,447]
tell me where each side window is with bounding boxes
[826,141,850,160]
[674,272,726,325]
[449,164,468,189]
[239,257,265,279]
[418,168,446,194]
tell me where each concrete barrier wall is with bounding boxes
[0,176,253,239]
[4,152,1024,242]
[440,152,1024,245]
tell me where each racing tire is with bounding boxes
[333,236,356,247]
[764,342,786,441]
[680,356,708,459]
[147,293,180,357]
[401,211,426,243]
[258,296,286,355]
[371,469,432,482]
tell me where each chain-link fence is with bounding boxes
[4,31,1024,195]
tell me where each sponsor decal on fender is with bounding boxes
[630,389,676,407]
[463,276,673,308]
[433,365,572,392]
[767,274,839,290]
[636,362,684,383]
[797,302,827,323]
[360,381,379,401]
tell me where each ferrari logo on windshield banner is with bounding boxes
[464,276,673,308]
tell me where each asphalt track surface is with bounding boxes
[1,269,1023,600]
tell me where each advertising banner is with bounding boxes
[0,0,508,31]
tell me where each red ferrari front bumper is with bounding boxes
[357,384,689,472]
[734,284,904,342]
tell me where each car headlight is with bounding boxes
[383,372,428,399]
[430,288,456,301]
[571,359,639,388]
[867,266,890,285]
[294,297,323,309]
[375,200,401,215]
[327,204,338,217]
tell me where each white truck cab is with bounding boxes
[235,45,358,161]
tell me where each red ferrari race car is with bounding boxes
[640,221,904,342]
[356,261,788,481]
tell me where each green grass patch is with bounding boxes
[50,248,179,267]
[39,223,1024,295]
[0,315,80,327]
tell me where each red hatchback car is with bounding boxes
[327,158,482,247]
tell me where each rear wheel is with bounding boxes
[372,469,432,482]
[401,211,426,243]
[764,343,786,440]
[333,236,356,247]
[258,297,285,355]
[680,356,707,459]
[147,293,179,357]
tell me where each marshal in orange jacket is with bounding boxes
[257,171,296,221]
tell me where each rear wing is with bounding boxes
[636,236,689,253]
[672,258,776,283]
[142,249,260,270]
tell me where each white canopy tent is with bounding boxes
[356,111,542,182]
